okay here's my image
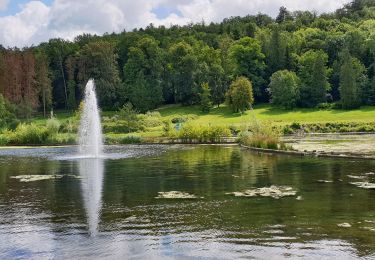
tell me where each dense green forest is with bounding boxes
[0,0,375,120]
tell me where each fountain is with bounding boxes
[78,79,103,158]
[77,79,105,236]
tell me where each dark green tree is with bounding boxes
[298,50,330,107]
[200,83,212,113]
[229,37,266,101]
[339,48,367,109]
[77,41,121,109]
[124,36,164,112]
[168,42,198,104]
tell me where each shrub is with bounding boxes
[177,123,231,143]
[316,102,333,110]
[46,117,61,135]
[171,114,198,124]
[239,122,282,150]
[105,135,143,144]
[162,120,177,137]
[61,119,78,133]
[8,123,50,145]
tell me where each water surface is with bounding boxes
[0,145,374,259]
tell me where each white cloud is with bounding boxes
[0,0,351,47]
[0,0,8,11]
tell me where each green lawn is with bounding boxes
[156,104,375,126]
[19,104,375,141]
[33,104,375,127]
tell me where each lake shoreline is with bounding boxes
[2,133,375,160]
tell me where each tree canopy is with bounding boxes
[0,0,374,116]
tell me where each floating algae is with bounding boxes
[337,223,351,228]
[226,185,297,199]
[349,182,375,189]
[317,180,333,183]
[347,175,367,180]
[155,191,200,199]
[11,174,81,182]
[11,175,63,182]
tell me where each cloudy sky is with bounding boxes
[0,0,351,47]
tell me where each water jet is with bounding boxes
[78,79,103,158]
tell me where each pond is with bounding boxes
[0,145,374,259]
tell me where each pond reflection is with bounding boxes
[79,158,104,236]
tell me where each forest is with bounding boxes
[0,0,375,122]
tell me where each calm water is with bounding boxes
[0,145,374,259]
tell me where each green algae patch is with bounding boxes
[11,174,81,182]
[11,175,64,182]
[226,185,297,199]
[155,191,200,199]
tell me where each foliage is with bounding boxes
[77,41,122,109]
[6,124,50,145]
[268,70,300,109]
[46,117,61,135]
[298,50,330,107]
[0,94,16,128]
[1,1,375,117]
[239,122,281,150]
[229,37,266,99]
[175,123,231,143]
[124,36,164,112]
[226,77,254,112]
[199,83,212,113]
[339,48,367,109]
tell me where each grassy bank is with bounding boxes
[1,104,375,146]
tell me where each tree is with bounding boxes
[195,43,225,108]
[276,6,292,23]
[267,25,287,75]
[168,42,198,104]
[124,36,164,112]
[200,83,212,113]
[298,50,330,107]
[339,48,367,109]
[268,70,300,109]
[229,37,266,101]
[226,77,254,112]
[77,41,121,109]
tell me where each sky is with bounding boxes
[0,0,351,48]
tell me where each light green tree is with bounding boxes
[226,77,254,112]
[269,70,300,109]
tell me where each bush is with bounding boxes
[162,120,177,137]
[46,117,61,135]
[239,123,282,150]
[171,114,198,124]
[7,123,50,145]
[139,111,163,127]
[60,119,78,133]
[316,102,333,110]
[105,135,143,144]
[177,123,231,143]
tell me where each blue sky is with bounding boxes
[0,0,52,16]
[0,0,351,47]
[0,0,173,18]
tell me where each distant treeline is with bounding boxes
[0,0,375,117]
